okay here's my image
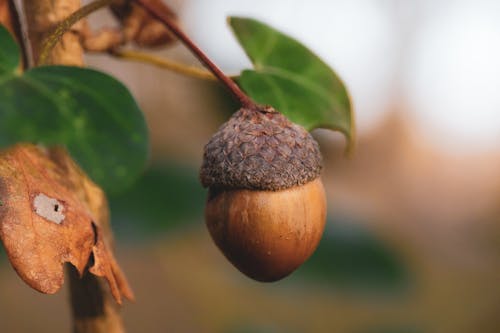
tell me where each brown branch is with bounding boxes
[21,1,128,332]
[68,266,126,333]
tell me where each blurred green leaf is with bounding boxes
[0,25,19,75]
[296,215,409,292]
[109,163,205,238]
[229,17,353,149]
[0,25,149,193]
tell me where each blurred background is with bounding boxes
[1,0,500,332]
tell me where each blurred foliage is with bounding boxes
[225,324,420,333]
[225,323,296,333]
[357,327,421,333]
[0,24,18,75]
[230,17,353,149]
[0,24,149,193]
[295,215,409,292]
[109,162,205,239]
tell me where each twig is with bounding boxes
[133,0,256,108]
[37,0,112,66]
[111,49,219,80]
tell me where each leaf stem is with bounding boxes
[111,49,236,81]
[133,0,256,108]
[37,0,112,66]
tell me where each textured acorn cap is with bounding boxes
[200,106,322,191]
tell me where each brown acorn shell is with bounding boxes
[205,178,327,282]
[200,106,322,191]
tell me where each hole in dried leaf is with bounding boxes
[88,251,95,268]
[33,193,65,224]
[91,221,98,245]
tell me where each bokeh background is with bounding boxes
[2,0,500,332]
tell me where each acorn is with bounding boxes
[200,105,326,282]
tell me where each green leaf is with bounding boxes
[229,17,354,149]
[0,25,149,193]
[0,25,20,75]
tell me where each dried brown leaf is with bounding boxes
[49,146,134,302]
[0,144,133,304]
[111,0,178,48]
[81,24,125,52]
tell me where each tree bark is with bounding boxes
[21,1,127,332]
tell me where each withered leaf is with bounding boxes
[111,0,178,47]
[0,144,133,304]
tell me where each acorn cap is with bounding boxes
[200,106,322,191]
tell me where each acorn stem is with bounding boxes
[133,0,256,108]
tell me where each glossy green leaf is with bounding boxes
[0,25,149,193]
[229,17,354,148]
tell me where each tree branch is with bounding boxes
[21,1,128,332]
[68,266,125,333]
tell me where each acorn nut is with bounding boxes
[200,106,326,282]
